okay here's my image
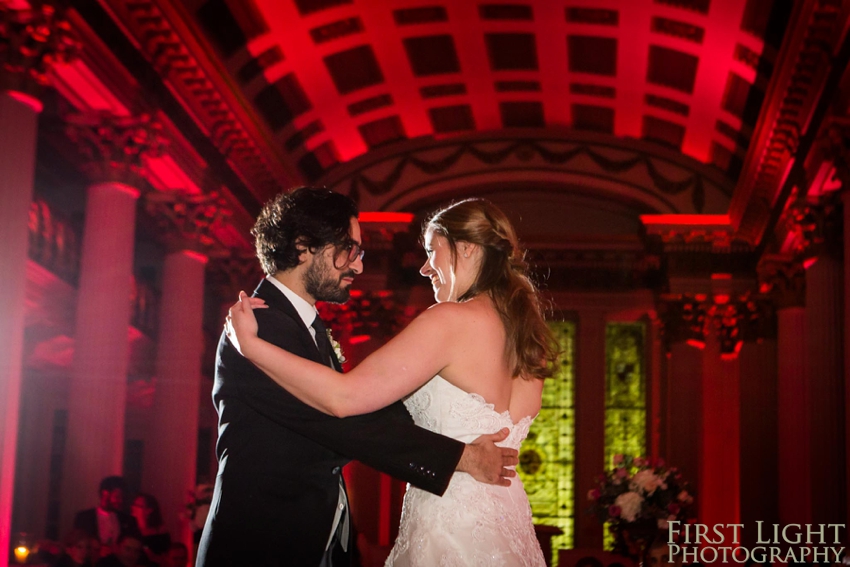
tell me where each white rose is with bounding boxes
[614,491,644,523]
[631,470,661,495]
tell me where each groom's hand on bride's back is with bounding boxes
[456,428,519,486]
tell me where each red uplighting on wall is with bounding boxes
[686,339,706,350]
[358,212,414,223]
[640,214,731,226]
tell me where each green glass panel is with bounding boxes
[603,322,647,549]
[519,321,576,562]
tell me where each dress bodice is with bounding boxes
[388,376,545,567]
[403,375,534,449]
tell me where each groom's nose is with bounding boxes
[350,254,363,274]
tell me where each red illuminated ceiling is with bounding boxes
[192,0,779,183]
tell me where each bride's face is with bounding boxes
[420,229,476,303]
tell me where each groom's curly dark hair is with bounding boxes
[252,186,359,276]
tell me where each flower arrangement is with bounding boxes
[588,455,694,560]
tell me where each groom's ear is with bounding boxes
[294,237,313,264]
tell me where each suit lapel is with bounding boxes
[253,279,341,372]
[253,279,324,365]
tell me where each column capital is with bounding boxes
[142,190,230,254]
[758,256,806,308]
[657,294,708,349]
[822,119,850,191]
[0,2,79,101]
[658,291,774,357]
[65,111,166,187]
[781,196,842,263]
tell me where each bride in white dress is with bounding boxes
[227,198,558,566]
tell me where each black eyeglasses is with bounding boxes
[333,239,365,269]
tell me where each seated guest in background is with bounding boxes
[74,476,140,555]
[648,540,684,567]
[130,493,171,562]
[95,534,143,567]
[160,543,189,567]
[53,529,94,567]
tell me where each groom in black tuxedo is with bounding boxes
[196,187,517,567]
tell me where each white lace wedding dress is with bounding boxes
[385,376,546,567]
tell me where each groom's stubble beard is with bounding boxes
[304,250,356,304]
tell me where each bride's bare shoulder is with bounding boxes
[420,297,500,329]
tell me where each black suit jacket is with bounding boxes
[72,508,140,544]
[196,280,465,567]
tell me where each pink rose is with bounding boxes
[677,490,690,502]
[608,505,621,518]
[616,467,629,478]
[588,489,602,501]
[634,456,646,467]
[613,454,624,465]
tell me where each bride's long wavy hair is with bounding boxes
[425,198,559,380]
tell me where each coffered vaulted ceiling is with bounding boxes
[191,0,782,185]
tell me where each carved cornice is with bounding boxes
[0,2,79,96]
[65,111,165,185]
[731,0,848,244]
[96,0,292,199]
[143,190,232,252]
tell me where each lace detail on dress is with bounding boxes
[387,377,545,567]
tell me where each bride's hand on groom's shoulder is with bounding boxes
[225,291,267,356]
[457,428,519,487]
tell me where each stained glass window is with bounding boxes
[603,322,647,549]
[518,321,576,558]
[604,322,647,467]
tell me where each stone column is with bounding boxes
[804,243,845,527]
[141,191,232,542]
[61,113,162,530]
[0,5,76,562]
[658,297,706,514]
[145,249,207,537]
[0,90,41,567]
[763,260,811,525]
[699,332,741,533]
[573,310,605,549]
[738,337,778,548]
[845,190,850,542]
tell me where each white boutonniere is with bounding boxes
[327,329,346,364]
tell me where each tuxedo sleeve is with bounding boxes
[227,309,465,496]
